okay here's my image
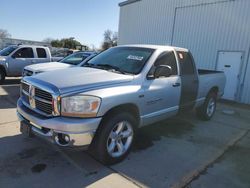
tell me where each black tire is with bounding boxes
[196,92,217,121]
[0,69,6,84]
[91,112,137,165]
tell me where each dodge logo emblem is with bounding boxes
[29,85,36,109]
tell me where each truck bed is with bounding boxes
[196,69,226,103]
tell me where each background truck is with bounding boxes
[22,51,97,77]
[0,45,63,83]
[17,45,226,164]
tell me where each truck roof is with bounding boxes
[11,44,49,48]
[119,44,189,52]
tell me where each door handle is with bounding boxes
[172,83,181,87]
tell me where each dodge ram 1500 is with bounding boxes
[17,45,226,164]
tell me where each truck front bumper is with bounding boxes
[17,99,102,147]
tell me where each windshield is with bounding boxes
[85,47,154,75]
[0,46,18,56]
[60,52,89,65]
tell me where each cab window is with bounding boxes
[148,51,178,76]
[36,48,47,58]
[13,48,34,58]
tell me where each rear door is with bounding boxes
[33,48,50,64]
[177,51,199,111]
[8,47,35,76]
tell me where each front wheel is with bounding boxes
[0,69,6,84]
[92,113,136,165]
[196,92,217,121]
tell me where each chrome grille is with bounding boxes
[21,82,53,116]
[35,99,53,114]
[35,88,52,101]
[22,82,29,93]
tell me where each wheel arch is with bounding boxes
[90,103,141,148]
[208,86,219,97]
[99,103,141,128]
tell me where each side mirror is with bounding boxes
[12,53,21,59]
[154,65,172,78]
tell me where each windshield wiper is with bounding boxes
[83,63,97,68]
[95,64,127,74]
[84,63,127,74]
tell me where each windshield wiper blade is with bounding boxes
[95,64,127,74]
[83,63,96,67]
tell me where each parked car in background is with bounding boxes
[0,45,63,83]
[17,45,225,164]
[22,51,98,76]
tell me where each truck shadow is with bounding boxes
[2,78,21,85]
[133,116,195,151]
[0,134,136,187]
[0,79,20,109]
[0,113,199,187]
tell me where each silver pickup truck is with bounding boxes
[0,45,62,83]
[22,51,97,76]
[17,45,226,164]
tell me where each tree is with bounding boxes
[61,37,81,49]
[101,30,118,50]
[112,32,118,46]
[50,37,82,49]
[0,29,11,38]
[43,37,54,43]
[51,39,62,48]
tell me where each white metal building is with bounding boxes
[0,38,51,50]
[118,0,250,104]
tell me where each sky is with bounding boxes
[0,0,123,48]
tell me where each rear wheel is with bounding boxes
[196,92,217,121]
[0,69,6,84]
[91,112,136,165]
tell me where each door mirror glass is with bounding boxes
[154,65,172,78]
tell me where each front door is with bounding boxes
[141,51,181,125]
[8,47,35,76]
[216,51,242,101]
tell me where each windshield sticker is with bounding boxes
[127,55,144,61]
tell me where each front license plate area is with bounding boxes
[20,121,32,137]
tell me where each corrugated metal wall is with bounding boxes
[118,0,250,104]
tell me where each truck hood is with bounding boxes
[24,67,134,94]
[25,62,73,72]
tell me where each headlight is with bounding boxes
[61,95,101,117]
[0,57,6,61]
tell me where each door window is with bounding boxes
[13,48,34,58]
[177,52,195,75]
[36,48,47,58]
[148,51,178,76]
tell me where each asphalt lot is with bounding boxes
[1,78,250,188]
